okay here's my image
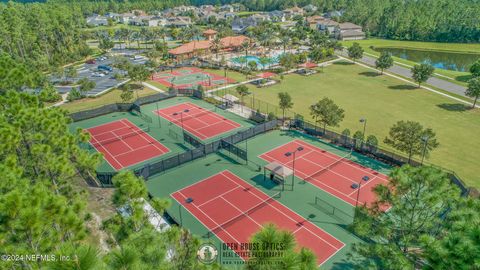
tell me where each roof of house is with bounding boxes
[339,22,363,30]
[307,15,325,23]
[220,35,249,48]
[316,18,339,26]
[284,6,304,13]
[340,30,366,37]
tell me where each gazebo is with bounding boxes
[252,72,278,87]
[263,161,293,191]
[297,62,318,76]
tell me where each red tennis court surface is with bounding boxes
[172,170,344,265]
[86,119,170,170]
[154,102,241,140]
[260,140,390,210]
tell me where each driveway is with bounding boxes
[336,50,469,98]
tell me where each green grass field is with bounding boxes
[223,62,480,188]
[146,129,391,269]
[342,38,480,85]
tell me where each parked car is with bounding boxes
[92,72,105,77]
[86,59,96,64]
[97,65,113,72]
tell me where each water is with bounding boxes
[231,54,282,69]
[373,47,480,72]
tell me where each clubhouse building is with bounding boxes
[168,29,249,61]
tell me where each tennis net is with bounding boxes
[210,191,280,234]
[91,126,150,147]
[304,150,352,180]
[169,107,217,124]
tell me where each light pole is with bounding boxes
[285,146,304,190]
[359,118,367,149]
[172,109,189,141]
[356,176,369,207]
[421,135,430,165]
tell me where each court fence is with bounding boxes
[95,119,278,186]
[206,89,472,197]
[69,92,175,122]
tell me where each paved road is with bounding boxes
[337,50,469,98]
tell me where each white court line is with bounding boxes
[119,119,170,155]
[197,186,241,208]
[221,171,343,252]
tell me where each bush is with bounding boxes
[203,96,222,106]
[352,130,364,150]
[67,88,83,102]
[366,135,379,153]
[267,112,277,121]
[341,128,351,145]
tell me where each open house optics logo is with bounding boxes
[197,243,218,264]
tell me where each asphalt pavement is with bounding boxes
[54,54,147,96]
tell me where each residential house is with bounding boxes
[86,15,108,27]
[325,10,344,19]
[267,10,286,22]
[166,16,192,28]
[306,15,325,30]
[118,13,135,24]
[232,16,260,33]
[218,12,237,20]
[131,9,147,16]
[219,4,234,12]
[283,6,304,19]
[303,4,318,13]
[336,22,365,40]
[199,5,215,13]
[250,13,270,22]
[315,17,339,35]
[129,15,153,26]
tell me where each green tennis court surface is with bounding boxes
[146,129,392,269]
[69,97,255,173]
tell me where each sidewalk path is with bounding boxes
[336,50,468,98]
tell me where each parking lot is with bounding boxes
[54,53,147,96]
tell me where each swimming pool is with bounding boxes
[231,54,282,69]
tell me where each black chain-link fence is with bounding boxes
[96,119,278,186]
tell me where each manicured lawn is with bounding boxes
[239,61,480,188]
[60,85,158,113]
[342,38,480,85]
[203,67,249,83]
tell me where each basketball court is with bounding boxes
[154,102,241,140]
[152,67,235,89]
[86,119,170,170]
[260,139,390,210]
[171,170,344,265]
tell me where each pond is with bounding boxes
[373,47,480,72]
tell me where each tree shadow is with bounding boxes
[359,71,380,77]
[334,61,355,66]
[436,103,469,112]
[455,74,473,83]
[388,84,417,90]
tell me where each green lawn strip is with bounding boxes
[342,38,478,85]
[60,86,158,113]
[236,62,480,188]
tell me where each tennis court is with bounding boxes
[260,139,390,210]
[86,119,170,170]
[152,67,235,89]
[154,102,241,140]
[171,170,344,266]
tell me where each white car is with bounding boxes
[92,72,105,77]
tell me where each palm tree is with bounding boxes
[280,33,291,54]
[236,85,250,111]
[211,35,222,61]
[259,57,270,70]
[240,40,250,68]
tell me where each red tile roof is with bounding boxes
[257,72,277,78]
[203,29,217,35]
